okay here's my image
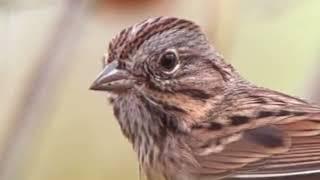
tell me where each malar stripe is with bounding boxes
[176,88,211,101]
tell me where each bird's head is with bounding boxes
[90,17,236,126]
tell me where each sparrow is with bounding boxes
[90,16,320,180]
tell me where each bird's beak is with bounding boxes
[89,61,133,91]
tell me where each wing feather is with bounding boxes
[186,89,320,179]
[234,117,320,178]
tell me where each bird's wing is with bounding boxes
[186,89,320,178]
[233,113,320,178]
[188,125,292,179]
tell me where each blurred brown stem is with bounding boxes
[0,0,88,179]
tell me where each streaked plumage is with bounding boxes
[90,17,320,180]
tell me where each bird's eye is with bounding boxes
[159,50,179,72]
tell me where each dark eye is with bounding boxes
[159,51,178,72]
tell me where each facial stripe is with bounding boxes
[176,89,211,101]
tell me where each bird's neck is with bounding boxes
[113,92,180,167]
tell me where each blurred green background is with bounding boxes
[1,0,320,180]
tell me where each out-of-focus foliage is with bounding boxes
[1,0,320,180]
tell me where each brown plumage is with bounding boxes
[90,16,320,180]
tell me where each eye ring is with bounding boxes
[159,49,179,73]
